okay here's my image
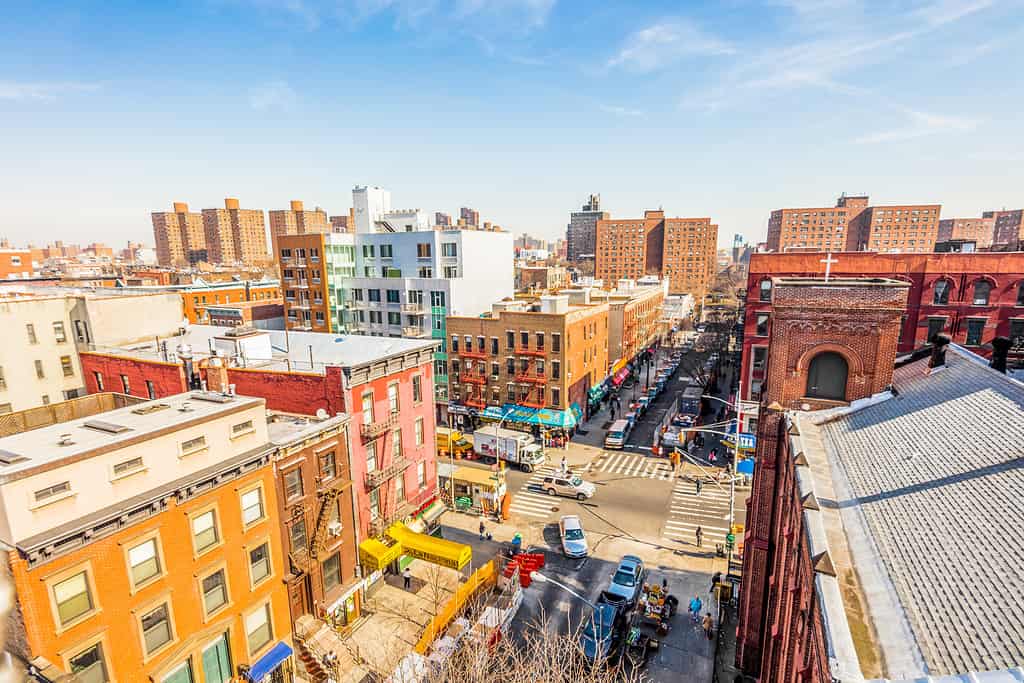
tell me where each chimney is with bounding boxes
[990,336,1010,374]
[290,200,304,212]
[206,357,230,393]
[927,332,952,373]
[173,202,189,213]
[224,198,240,210]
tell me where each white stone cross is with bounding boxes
[820,252,838,282]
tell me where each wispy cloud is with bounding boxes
[0,81,100,101]
[607,20,735,72]
[854,108,979,144]
[598,103,645,117]
[248,80,297,111]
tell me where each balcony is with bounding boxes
[516,346,546,357]
[360,411,399,442]
[365,456,411,489]
[401,302,426,314]
[465,396,487,409]
[514,372,547,384]
[463,373,487,385]
[402,326,428,338]
[519,396,546,408]
[459,348,488,360]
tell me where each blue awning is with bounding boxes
[247,642,293,681]
[479,403,580,428]
[736,458,755,475]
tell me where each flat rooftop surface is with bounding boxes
[814,348,1024,676]
[0,392,263,478]
[93,324,438,372]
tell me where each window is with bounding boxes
[35,481,71,504]
[128,538,162,587]
[755,313,770,337]
[552,333,561,352]
[322,553,342,591]
[246,604,273,654]
[120,374,130,394]
[380,244,393,258]
[241,488,264,526]
[506,357,515,374]
[1009,320,1024,349]
[290,516,308,551]
[362,391,374,423]
[805,352,848,401]
[192,510,219,554]
[202,569,228,615]
[140,603,173,655]
[369,488,380,519]
[752,347,767,370]
[386,289,400,304]
[146,380,156,399]
[68,642,108,683]
[249,543,271,585]
[520,331,529,348]
[933,279,951,305]
[368,289,381,302]
[415,417,424,445]
[392,429,403,460]
[387,311,401,325]
[506,331,514,350]
[362,245,375,258]
[232,420,254,437]
[491,337,499,355]
[412,375,423,403]
[430,290,445,307]
[26,323,37,344]
[388,383,399,413]
[320,451,337,480]
[551,360,560,379]
[284,468,303,500]
[113,456,145,478]
[972,280,991,305]
[366,441,377,472]
[35,359,45,379]
[927,318,946,343]
[181,436,206,456]
[53,571,94,626]
[417,461,426,489]
[441,242,457,257]
[443,265,458,278]
[451,335,459,352]
[53,321,67,343]
[551,387,560,406]
[759,279,772,302]
[417,243,432,258]
[965,319,985,346]
[536,332,545,349]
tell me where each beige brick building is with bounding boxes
[202,198,269,265]
[591,279,667,366]
[446,293,608,415]
[596,210,718,299]
[857,203,941,252]
[151,202,206,266]
[937,216,995,248]
[269,200,330,256]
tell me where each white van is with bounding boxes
[604,419,630,450]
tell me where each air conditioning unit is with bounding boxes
[328,521,343,537]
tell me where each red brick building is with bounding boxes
[739,251,1024,428]
[987,208,1024,249]
[937,216,995,248]
[79,326,440,542]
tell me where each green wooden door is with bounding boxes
[201,634,231,683]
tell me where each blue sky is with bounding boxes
[2,0,1022,248]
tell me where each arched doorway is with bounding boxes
[806,352,848,401]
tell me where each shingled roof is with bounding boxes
[804,346,1024,678]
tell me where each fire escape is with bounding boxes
[459,344,488,409]
[516,344,547,409]
[307,474,352,561]
[362,410,413,538]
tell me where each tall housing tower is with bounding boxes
[566,194,607,262]
[202,198,269,265]
[151,202,206,266]
[269,199,330,254]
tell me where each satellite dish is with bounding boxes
[315,408,329,420]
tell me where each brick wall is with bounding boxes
[80,353,187,398]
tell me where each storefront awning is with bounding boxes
[720,424,756,452]
[479,403,580,429]
[246,642,293,681]
[418,500,447,524]
[612,367,631,386]
[359,538,404,572]
[388,522,472,570]
[609,357,628,375]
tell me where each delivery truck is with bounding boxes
[473,425,547,472]
[436,427,473,459]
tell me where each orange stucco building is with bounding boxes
[180,281,282,324]
[3,392,294,682]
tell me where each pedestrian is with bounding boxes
[695,526,703,548]
[710,571,722,594]
[560,455,568,474]
[688,594,703,623]
[403,567,413,591]
[709,448,717,464]
[702,612,714,639]
[479,517,486,540]
[695,478,702,495]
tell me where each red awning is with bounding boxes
[612,367,630,386]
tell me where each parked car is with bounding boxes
[606,555,647,605]
[604,419,630,450]
[543,474,596,501]
[580,593,632,665]
[559,515,589,557]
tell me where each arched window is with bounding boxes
[933,279,951,305]
[806,352,848,401]
[759,279,772,302]
[973,280,991,305]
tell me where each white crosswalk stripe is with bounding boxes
[664,481,734,544]
[594,453,673,480]
[508,491,558,519]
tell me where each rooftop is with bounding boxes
[0,392,264,480]
[266,411,350,445]
[90,324,438,374]
[794,346,1024,679]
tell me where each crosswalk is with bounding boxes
[594,452,674,481]
[507,465,563,519]
[663,480,732,545]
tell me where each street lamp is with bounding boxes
[530,572,597,610]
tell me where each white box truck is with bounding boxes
[473,425,547,472]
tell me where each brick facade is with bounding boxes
[736,278,905,678]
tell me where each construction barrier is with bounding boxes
[414,560,496,655]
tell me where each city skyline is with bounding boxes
[2,0,1022,248]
